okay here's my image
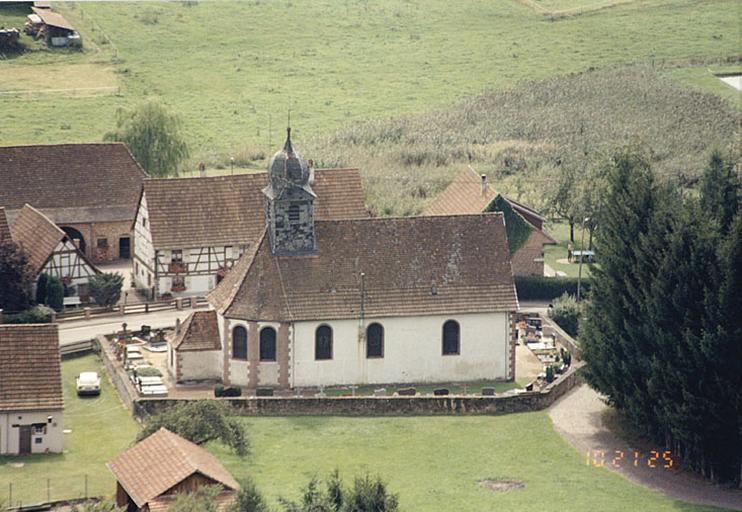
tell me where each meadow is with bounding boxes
[0,0,737,168]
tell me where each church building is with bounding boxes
[172,131,519,389]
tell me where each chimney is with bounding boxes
[198,162,206,178]
[481,174,487,198]
[308,159,315,185]
[175,317,181,335]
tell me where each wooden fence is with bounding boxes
[55,296,209,323]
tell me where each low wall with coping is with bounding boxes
[134,362,585,418]
[98,334,138,414]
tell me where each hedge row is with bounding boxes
[515,275,592,301]
[2,305,55,324]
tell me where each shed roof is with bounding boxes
[0,143,147,224]
[0,324,63,412]
[31,7,74,31]
[107,428,239,508]
[210,214,518,321]
[172,310,221,351]
[139,168,367,249]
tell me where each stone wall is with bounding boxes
[98,335,138,413]
[134,362,585,418]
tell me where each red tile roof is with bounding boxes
[0,324,63,411]
[10,204,66,275]
[140,168,368,249]
[424,167,555,243]
[173,311,221,351]
[107,428,239,508]
[0,143,147,224]
[210,214,518,321]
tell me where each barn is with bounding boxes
[0,143,147,263]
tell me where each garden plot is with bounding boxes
[0,63,119,96]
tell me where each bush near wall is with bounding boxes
[514,275,592,301]
[3,304,55,324]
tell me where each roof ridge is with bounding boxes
[0,142,126,149]
[316,212,505,223]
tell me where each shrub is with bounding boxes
[90,273,125,308]
[514,275,591,301]
[214,384,225,397]
[549,293,582,337]
[138,401,248,456]
[3,305,55,324]
[36,273,49,305]
[46,276,64,311]
[545,365,555,383]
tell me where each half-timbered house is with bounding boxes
[11,204,99,300]
[173,132,519,389]
[424,167,556,276]
[132,141,367,299]
[0,143,147,263]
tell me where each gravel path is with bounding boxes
[549,384,742,511]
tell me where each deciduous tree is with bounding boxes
[105,100,189,177]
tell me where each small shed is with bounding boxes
[29,6,80,47]
[107,428,238,511]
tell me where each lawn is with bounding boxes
[663,65,742,111]
[210,414,726,512]
[0,355,726,511]
[0,354,139,506]
[544,221,594,278]
[0,0,737,165]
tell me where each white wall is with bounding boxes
[291,312,510,387]
[133,193,155,292]
[178,351,223,382]
[0,409,64,455]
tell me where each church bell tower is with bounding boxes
[262,127,317,255]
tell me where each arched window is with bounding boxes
[259,327,276,361]
[442,320,460,355]
[315,325,333,360]
[288,205,300,224]
[366,323,384,358]
[232,326,247,360]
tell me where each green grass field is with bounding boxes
[0,354,139,506]
[211,415,725,512]
[544,221,594,278]
[0,0,737,165]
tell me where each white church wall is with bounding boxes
[291,312,510,387]
[178,350,222,381]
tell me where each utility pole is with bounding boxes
[577,217,589,302]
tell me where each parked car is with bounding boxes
[76,371,101,396]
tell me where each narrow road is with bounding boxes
[58,309,198,346]
[549,384,742,511]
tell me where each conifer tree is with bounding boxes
[700,151,739,234]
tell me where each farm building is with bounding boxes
[10,204,99,302]
[107,427,238,511]
[0,143,148,263]
[172,131,519,389]
[0,324,64,455]
[424,167,556,276]
[26,6,80,47]
[132,140,368,299]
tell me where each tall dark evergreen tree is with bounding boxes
[581,152,660,430]
[582,151,741,486]
[700,151,739,234]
